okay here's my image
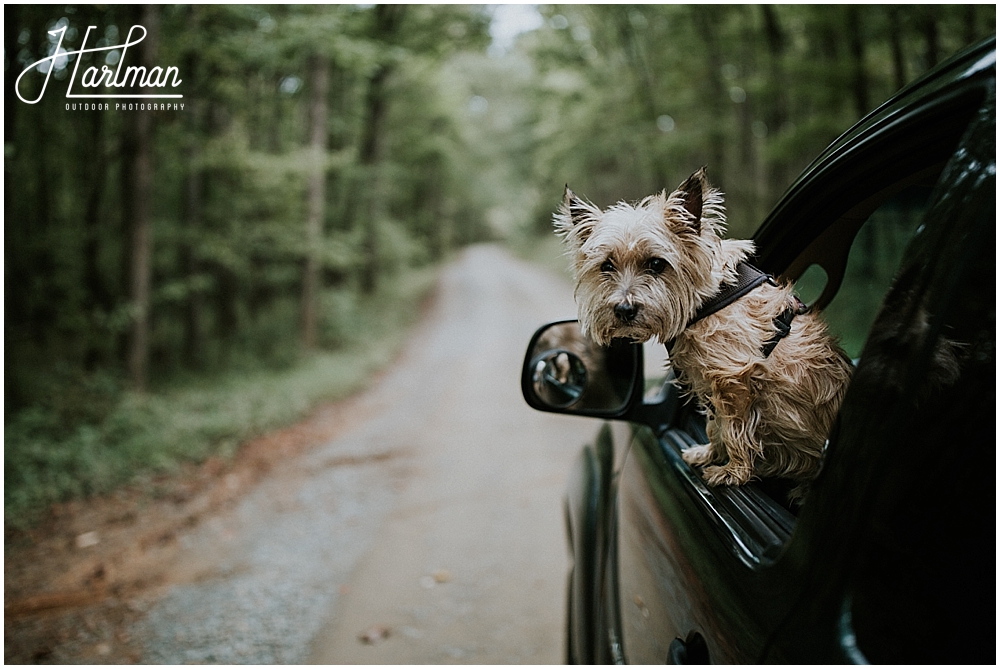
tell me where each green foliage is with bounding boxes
[6,4,493,404]
[504,4,994,237]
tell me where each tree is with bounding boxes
[301,53,329,349]
[357,4,406,295]
[121,4,159,392]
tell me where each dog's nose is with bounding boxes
[614,302,639,323]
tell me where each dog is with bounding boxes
[554,167,853,497]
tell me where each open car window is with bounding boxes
[794,183,936,359]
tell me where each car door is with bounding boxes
[611,43,993,665]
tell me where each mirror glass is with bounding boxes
[526,321,638,414]
[531,349,588,408]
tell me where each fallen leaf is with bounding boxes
[76,532,100,549]
[358,625,391,645]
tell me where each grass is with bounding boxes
[4,266,439,529]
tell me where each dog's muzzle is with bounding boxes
[614,301,640,323]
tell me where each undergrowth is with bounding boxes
[4,267,438,529]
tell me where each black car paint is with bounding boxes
[525,38,995,665]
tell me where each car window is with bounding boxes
[794,184,935,359]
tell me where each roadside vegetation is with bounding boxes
[5,267,437,527]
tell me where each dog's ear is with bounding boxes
[666,166,708,234]
[554,186,598,247]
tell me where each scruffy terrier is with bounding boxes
[554,168,853,495]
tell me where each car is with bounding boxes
[521,38,994,664]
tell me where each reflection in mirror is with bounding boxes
[528,321,636,413]
[532,349,588,408]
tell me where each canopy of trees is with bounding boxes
[5,4,993,433]
[510,4,994,235]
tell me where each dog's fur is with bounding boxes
[554,168,853,493]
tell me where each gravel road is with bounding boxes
[131,244,599,663]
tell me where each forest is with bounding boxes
[5,4,994,522]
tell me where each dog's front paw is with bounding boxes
[682,444,716,467]
[787,482,811,506]
[703,464,753,487]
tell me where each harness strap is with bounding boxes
[760,298,807,357]
[688,261,771,326]
[666,262,805,359]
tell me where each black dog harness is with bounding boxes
[667,261,806,359]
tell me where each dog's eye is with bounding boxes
[600,259,615,273]
[645,257,668,274]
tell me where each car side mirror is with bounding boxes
[521,320,643,418]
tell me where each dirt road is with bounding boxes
[305,245,596,664]
[7,244,597,663]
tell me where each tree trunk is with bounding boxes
[963,6,978,47]
[82,3,114,370]
[181,110,204,368]
[180,6,203,368]
[122,4,158,392]
[4,4,18,151]
[922,9,940,69]
[846,6,870,119]
[690,7,728,184]
[358,4,405,296]
[302,53,329,349]
[613,7,666,188]
[213,264,239,365]
[888,7,907,92]
[358,66,388,296]
[759,5,791,203]
[83,103,111,370]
